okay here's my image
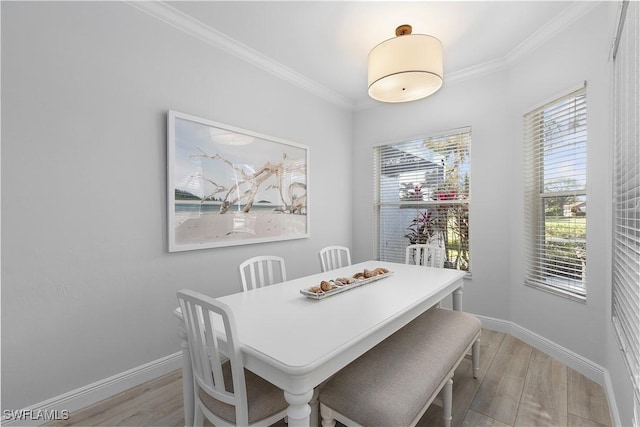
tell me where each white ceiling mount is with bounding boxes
[368,24,444,103]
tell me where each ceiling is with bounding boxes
[144,1,598,110]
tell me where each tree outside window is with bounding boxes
[375,128,471,271]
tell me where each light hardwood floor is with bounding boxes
[47,330,612,427]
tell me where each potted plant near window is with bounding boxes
[404,188,469,271]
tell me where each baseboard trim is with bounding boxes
[603,368,623,427]
[477,314,619,426]
[477,314,606,383]
[1,352,182,426]
[5,317,621,427]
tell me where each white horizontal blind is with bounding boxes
[524,86,587,300]
[612,0,640,415]
[374,127,470,271]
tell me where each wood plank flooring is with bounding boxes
[46,330,612,427]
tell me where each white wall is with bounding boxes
[1,2,352,410]
[2,1,634,425]
[355,2,634,424]
[606,331,636,427]
[353,70,513,321]
[507,1,614,369]
[507,4,636,424]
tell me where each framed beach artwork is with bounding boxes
[167,111,309,252]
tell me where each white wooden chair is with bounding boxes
[177,289,288,426]
[405,244,446,268]
[406,244,447,308]
[239,255,287,291]
[319,245,352,272]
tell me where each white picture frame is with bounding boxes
[167,110,309,252]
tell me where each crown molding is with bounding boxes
[429,2,602,87]
[127,0,600,112]
[447,57,509,84]
[125,1,354,110]
[356,2,601,110]
[505,1,602,65]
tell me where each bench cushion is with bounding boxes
[319,308,481,427]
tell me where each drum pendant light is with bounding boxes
[368,24,443,103]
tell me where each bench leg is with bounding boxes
[452,285,463,311]
[472,339,480,379]
[307,387,321,427]
[443,377,453,427]
[319,403,337,427]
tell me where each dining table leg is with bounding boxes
[284,389,314,426]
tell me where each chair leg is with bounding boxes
[442,377,453,427]
[319,403,337,427]
[193,402,204,427]
[472,339,480,379]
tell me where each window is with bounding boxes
[373,127,471,271]
[523,85,587,300]
[611,0,640,419]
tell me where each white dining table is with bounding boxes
[176,260,466,426]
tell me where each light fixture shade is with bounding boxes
[368,33,443,103]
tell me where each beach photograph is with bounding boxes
[168,111,308,251]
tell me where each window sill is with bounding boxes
[525,280,586,303]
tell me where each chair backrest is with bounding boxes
[319,246,352,272]
[405,244,446,268]
[239,256,287,292]
[177,289,250,426]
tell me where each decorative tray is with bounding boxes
[300,268,393,300]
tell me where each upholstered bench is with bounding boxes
[318,307,481,427]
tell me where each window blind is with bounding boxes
[612,0,640,414]
[374,127,471,271]
[524,85,587,300]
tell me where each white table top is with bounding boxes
[177,260,466,426]
[216,260,466,378]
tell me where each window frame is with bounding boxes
[373,127,471,272]
[523,84,588,301]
